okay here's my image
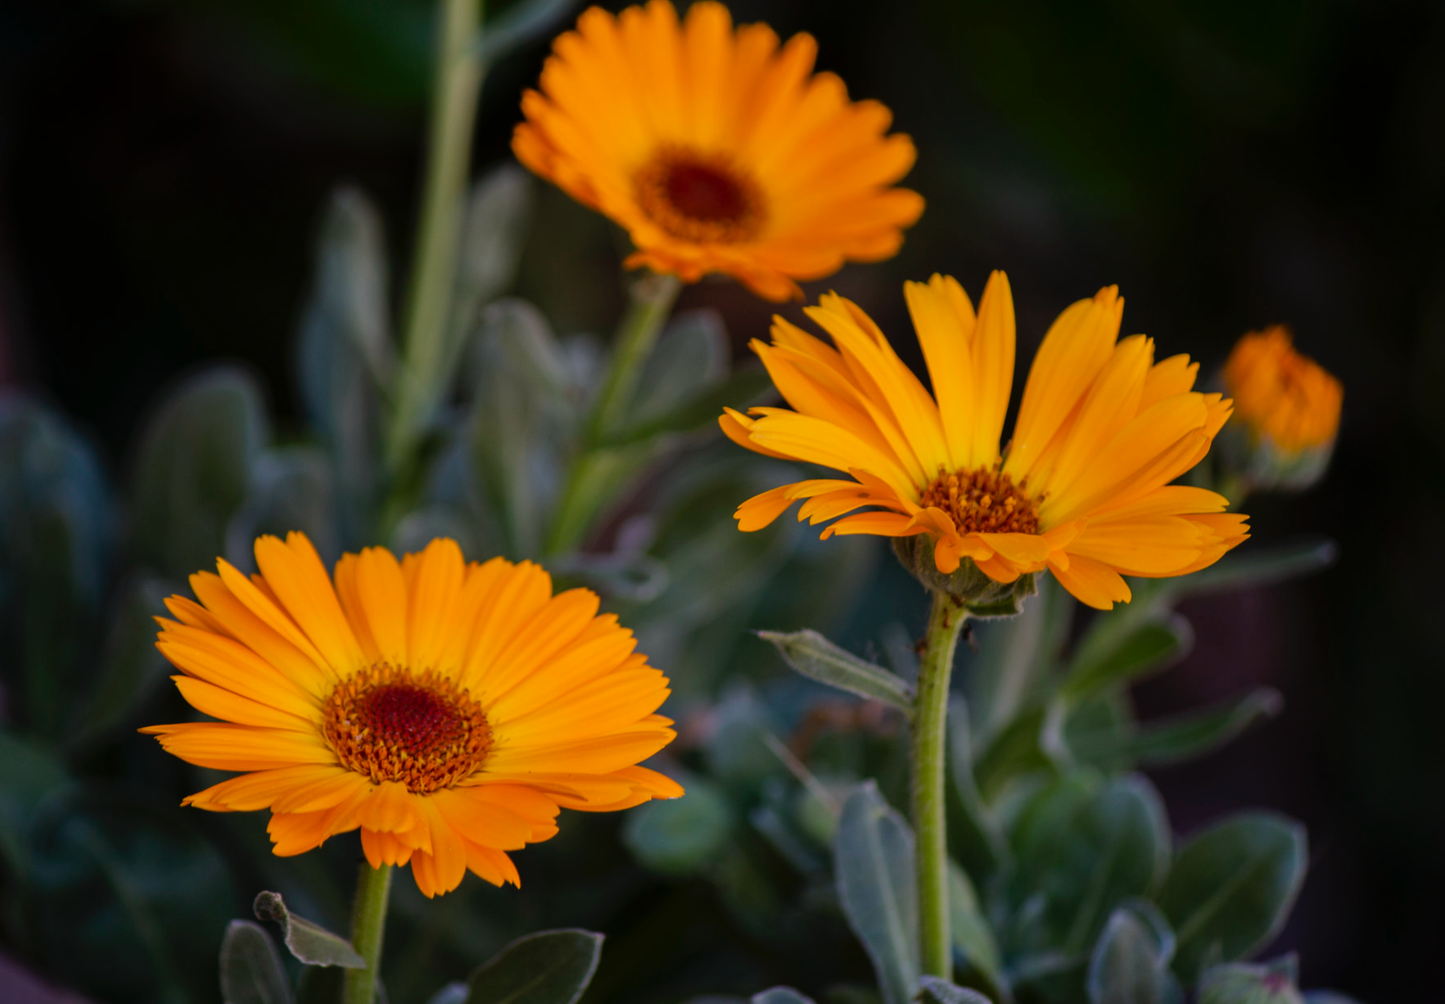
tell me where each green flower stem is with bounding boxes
[385,0,486,480]
[343,863,394,1004]
[587,272,683,443]
[544,272,682,555]
[913,589,968,981]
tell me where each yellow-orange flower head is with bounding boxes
[142,533,680,897]
[720,274,1250,610]
[1223,326,1342,454]
[512,0,924,302]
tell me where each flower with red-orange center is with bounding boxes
[720,273,1250,609]
[142,533,680,897]
[512,0,923,301]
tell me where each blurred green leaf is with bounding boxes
[1060,617,1192,708]
[66,574,171,753]
[464,929,604,1004]
[917,977,993,1004]
[450,167,535,354]
[220,920,294,1004]
[834,782,918,1004]
[227,447,337,566]
[947,860,1005,999]
[752,989,818,1004]
[1018,775,1170,954]
[1157,814,1307,984]
[759,629,914,713]
[974,708,1052,802]
[1170,538,1336,599]
[968,576,1071,746]
[627,309,727,423]
[426,984,470,1004]
[946,696,1011,883]
[1086,901,1180,1004]
[296,187,390,539]
[0,395,112,736]
[478,0,577,62]
[131,367,267,579]
[469,299,574,555]
[622,776,732,876]
[253,891,365,968]
[1070,689,1283,769]
[1198,958,1305,1004]
[604,367,775,448]
[0,730,72,877]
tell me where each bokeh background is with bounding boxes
[2,0,1443,999]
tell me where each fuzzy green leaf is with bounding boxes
[835,782,918,1004]
[1158,815,1307,984]
[1086,902,1179,1004]
[253,891,364,969]
[1061,618,1191,707]
[220,920,293,1004]
[759,629,913,713]
[464,929,604,1004]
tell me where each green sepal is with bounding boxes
[891,537,1036,617]
[253,891,365,969]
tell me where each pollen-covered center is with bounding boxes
[323,664,492,793]
[919,466,1041,535]
[634,147,765,243]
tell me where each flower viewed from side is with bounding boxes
[142,533,680,897]
[1220,325,1342,492]
[721,274,1250,609]
[512,0,923,301]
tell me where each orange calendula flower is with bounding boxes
[142,533,680,897]
[512,0,923,301]
[1223,325,1342,453]
[721,274,1250,610]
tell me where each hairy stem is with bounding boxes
[342,863,393,1004]
[912,589,968,980]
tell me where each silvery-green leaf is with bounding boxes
[1086,901,1178,1004]
[627,309,727,425]
[946,695,1010,883]
[130,367,267,579]
[66,574,171,752]
[1068,689,1282,769]
[622,774,730,875]
[220,920,293,1004]
[0,395,112,735]
[759,629,913,714]
[1157,815,1306,984]
[296,188,390,536]
[1172,538,1336,598]
[834,782,918,1004]
[947,860,1006,999]
[425,983,470,1004]
[227,447,336,568]
[917,977,994,1004]
[450,167,534,352]
[752,989,817,1004]
[253,891,364,968]
[1060,618,1192,707]
[464,929,603,1004]
[1198,958,1304,1004]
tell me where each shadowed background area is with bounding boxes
[1,0,1442,1000]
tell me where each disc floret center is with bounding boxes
[634,146,765,243]
[323,664,492,793]
[919,466,1041,535]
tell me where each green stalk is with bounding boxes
[343,863,393,1004]
[912,590,968,981]
[385,0,486,480]
[544,272,682,555]
[587,272,683,443]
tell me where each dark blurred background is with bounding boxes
[1,0,1442,998]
